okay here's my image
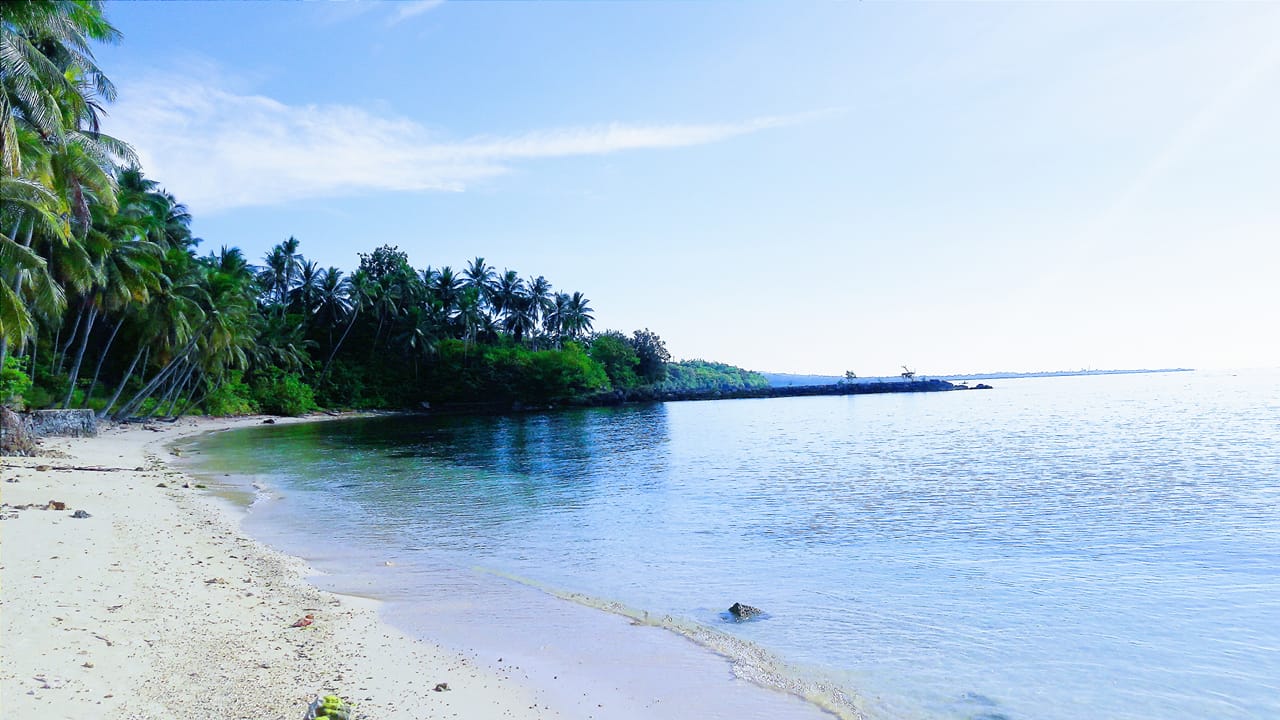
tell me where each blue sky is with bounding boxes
[97,1,1279,375]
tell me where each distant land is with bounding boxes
[761,368,1195,388]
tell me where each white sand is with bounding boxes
[1,416,552,720]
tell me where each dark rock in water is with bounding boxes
[728,602,764,619]
[72,509,91,519]
[262,418,276,424]
[974,383,993,390]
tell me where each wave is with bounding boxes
[477,567,873,720]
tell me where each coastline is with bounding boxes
[2,414,846,720]
[0,415,550,720]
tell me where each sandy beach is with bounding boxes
[1,415,552,720]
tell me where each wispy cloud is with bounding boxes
[389,0,444,25]
[105,74,804,213]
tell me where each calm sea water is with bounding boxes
[186,369,1280,720]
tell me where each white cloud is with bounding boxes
[104,75,800,213]
[390,0,444,25]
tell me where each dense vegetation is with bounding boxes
[0,1,766,417]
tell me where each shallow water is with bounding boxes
[186,369,1280,719]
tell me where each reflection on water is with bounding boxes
[188,370,1280,720]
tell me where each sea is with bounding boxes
[181,368,1280,720]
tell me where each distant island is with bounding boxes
[762,368,1194,388]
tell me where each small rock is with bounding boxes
[728,602,764,620]
[155,483,167,488]
[72,510,91,519]
[35,465,51,472]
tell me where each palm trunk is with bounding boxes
[149,360,196,419]
[167,366,198,416]
[62,304,98,407]
[82,316,123,408]
[55,300,88,375]
[322,306,359,378]
[115,338,198,420]
[100,344,145,419]
[172,372,208,418]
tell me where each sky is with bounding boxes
[95,1,1280,376]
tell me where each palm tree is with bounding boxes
[321,268,370,378]
[313,266,350,351]
[429,266,463,325]
[544,292,569,346]
[524,275,553,348]
[491,269,525,331]
[290,259,322,316]
[257,236,301,307]
[0,0,121,174]
[462,256,496,315]
[503,296,537,344]
[562,291,595,341]
[0,176,69,366]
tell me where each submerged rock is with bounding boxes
[728,602,764,620]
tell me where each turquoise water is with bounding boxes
[186,370,1280,720]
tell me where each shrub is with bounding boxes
[0,356,33,407]
[203,372,258,416]
[251,370,318,416]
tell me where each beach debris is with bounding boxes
[290,614,315,628]
[107,604,124,612]
[156,482,168,488]
[304,694,354,720]
[46,500,67,511]
[204,577,228,584]
[36,465,51,472]
[433,682,450,692]
[72,509,91,519]
[5,478,18,483]
[728,602,764,620]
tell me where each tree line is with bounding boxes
[0,1,766,417]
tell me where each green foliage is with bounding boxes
[0,356,33,406]
[630,328,671,384]
[22,383,55,410]
[251,370,317,417]
[659,360,769,393]
[307,694,354,720]
[203,372,258,416]
[589,331,640,389]
[421,339,609,405]
[522,341,611,403]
